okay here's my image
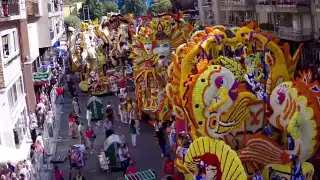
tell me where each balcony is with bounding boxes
[315,3,320,12]
[27,0,39,16]
[220,0,255,11]
[50,30,54,40]
[256,0,310,13]
[260,24,312,41]
[276,27,312,41]
[203,1,212,9]
[0,0,21,21]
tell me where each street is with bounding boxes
[54,89,165,179]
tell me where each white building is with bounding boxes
[0,0,64,163]
[23,0,64,115]
[0,1,31,161]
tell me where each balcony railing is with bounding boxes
[221,0,255,10]
[276,27,312,41]
[50,31,54,40]
[47,3,52,12]
[315,3,320,11]
[260,24,312,41]
[256,0,310,12]
[27,0,39,15]
[0,1,20,18]
[203,2,212,7]
[257,0,309,6]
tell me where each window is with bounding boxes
[8,77,24,110]
[8,84,18,109]
[16,77,24,96]
[2,34,10,58]
[1,29,20,62]
[12,31,18,52]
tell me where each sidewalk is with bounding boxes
[38,103,63,180]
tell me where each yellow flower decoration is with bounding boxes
[287,111,302,139]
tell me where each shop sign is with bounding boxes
[33,66,52,82]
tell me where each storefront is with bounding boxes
[33,66,52,103]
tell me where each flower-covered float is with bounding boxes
[69,15,134,95]
[132,12,193,120]
[165,22,319,179]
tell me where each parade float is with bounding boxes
[132,13,193,120]
[69,15,133,95]
[162,22,319,179]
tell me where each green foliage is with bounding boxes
[78,0,104,21]
[150,0,172,14]
[103,1,119,13]
[64,15,82,29]
[119,0,147,16]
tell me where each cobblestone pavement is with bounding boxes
[49,89,166,180]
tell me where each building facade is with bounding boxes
[0,0,64,163]
[0,0,31,162]
[23,0,64,113]
[196,0,320,67]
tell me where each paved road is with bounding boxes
[55,89,166,179]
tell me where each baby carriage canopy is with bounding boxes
[87,96,104,121]
[103,134,125,170]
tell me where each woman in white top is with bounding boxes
[118,143,130,174]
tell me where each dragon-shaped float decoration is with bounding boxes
[68,15,134,95]
[131,12,193,119]
[161,21,319,179]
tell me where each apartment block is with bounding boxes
[0,0,31,162]
[23,0,64,114]
[0,0,64,163]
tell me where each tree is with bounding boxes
[103,1,119,13]
[150,0,172,14]
[64,15,82,29]
[78,0,104,21]
[120,0,147,16]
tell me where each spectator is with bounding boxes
[131,102,140,134]
[73,170,85,180]
[77,122,85,145]
[157,126,167,157]
[36,133,44,152]
[17,163,30,180]
[252,169,263,180]
[118,143,130,174]
[163,154,174,176]
[56,85,64,104]
[130,120,137,147]
[85,126,95,153]
[54,165,64,180]
[72,97,81,117]
[103,118,114,139]
[125,160,137,175]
